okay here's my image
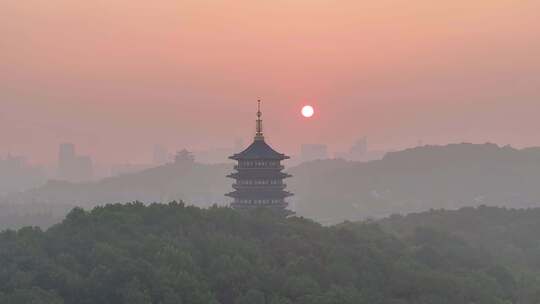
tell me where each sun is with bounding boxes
[302,105,314,118]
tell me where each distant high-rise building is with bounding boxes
[153,144,168,165]
[226,101,293,214]
[0,154,45,194]
[75,156,93,180]
[58,143,75,181]
[59,143,76,163]
[57,143,93,182]
[334,137,385,161]
[301,144,328,162]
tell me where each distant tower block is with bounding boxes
[226,100,293,213]
[153,144,168,165]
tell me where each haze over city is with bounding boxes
[4,1,540,303]
[2,0,540,166]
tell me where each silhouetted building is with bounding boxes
[301,144,328,162]
[226,101,293,213]
[0,154,45,194]
[57,143,93,182]
[153,144,168,165]
[175,149,195,164]
[59,143,76,163]
[334,137,383,161]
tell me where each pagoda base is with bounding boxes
[230,202,294,217]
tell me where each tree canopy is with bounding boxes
[0,202,519,304]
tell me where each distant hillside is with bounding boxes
[289,143,540,223]
[377,206,540,272]
[355,206,540,302]
[3,143,540,228]
[0,203,518,303]
[0,161,231,229]
[9,161,230,206]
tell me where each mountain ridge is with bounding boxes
[3,143,540,228]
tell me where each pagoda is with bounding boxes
[226,101,293,213]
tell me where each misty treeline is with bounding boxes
[2,202,540,304]
[377,206,540,286]
[0,161,230,230]
[3,143,540,229]
[293,143,540,222]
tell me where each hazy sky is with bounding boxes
[1,0,539,164]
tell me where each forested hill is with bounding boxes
[291,143,540,223]
[4,143,540,229]
[5,161,231,207]
[341,205,540,303]
[0,161,231,229]
[0,203,518,304]
[377,206,540,273]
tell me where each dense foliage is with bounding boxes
[0,203,517,304]
[367,206,540,303]
[379,206,540,269]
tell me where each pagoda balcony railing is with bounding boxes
[234,165,285,170]
[227,175,292,181]
[232,183,287,190]
[231,201,289,208]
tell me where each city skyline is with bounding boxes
[0,136,380,166]
[2,0,540,164]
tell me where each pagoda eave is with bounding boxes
[232,184,287,190]
[231,202,289,208]
[227,172,292,179]
[229,155,290,161]
[226,191,293,199]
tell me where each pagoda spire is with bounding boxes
[255,99,264,141]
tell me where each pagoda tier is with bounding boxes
[231,183,288,191]
[226,190,294,199]
[226,101,293,213]
[227,172,292,179]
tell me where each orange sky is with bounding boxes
[1,0,539,164]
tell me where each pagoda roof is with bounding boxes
[230,139,289,160]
